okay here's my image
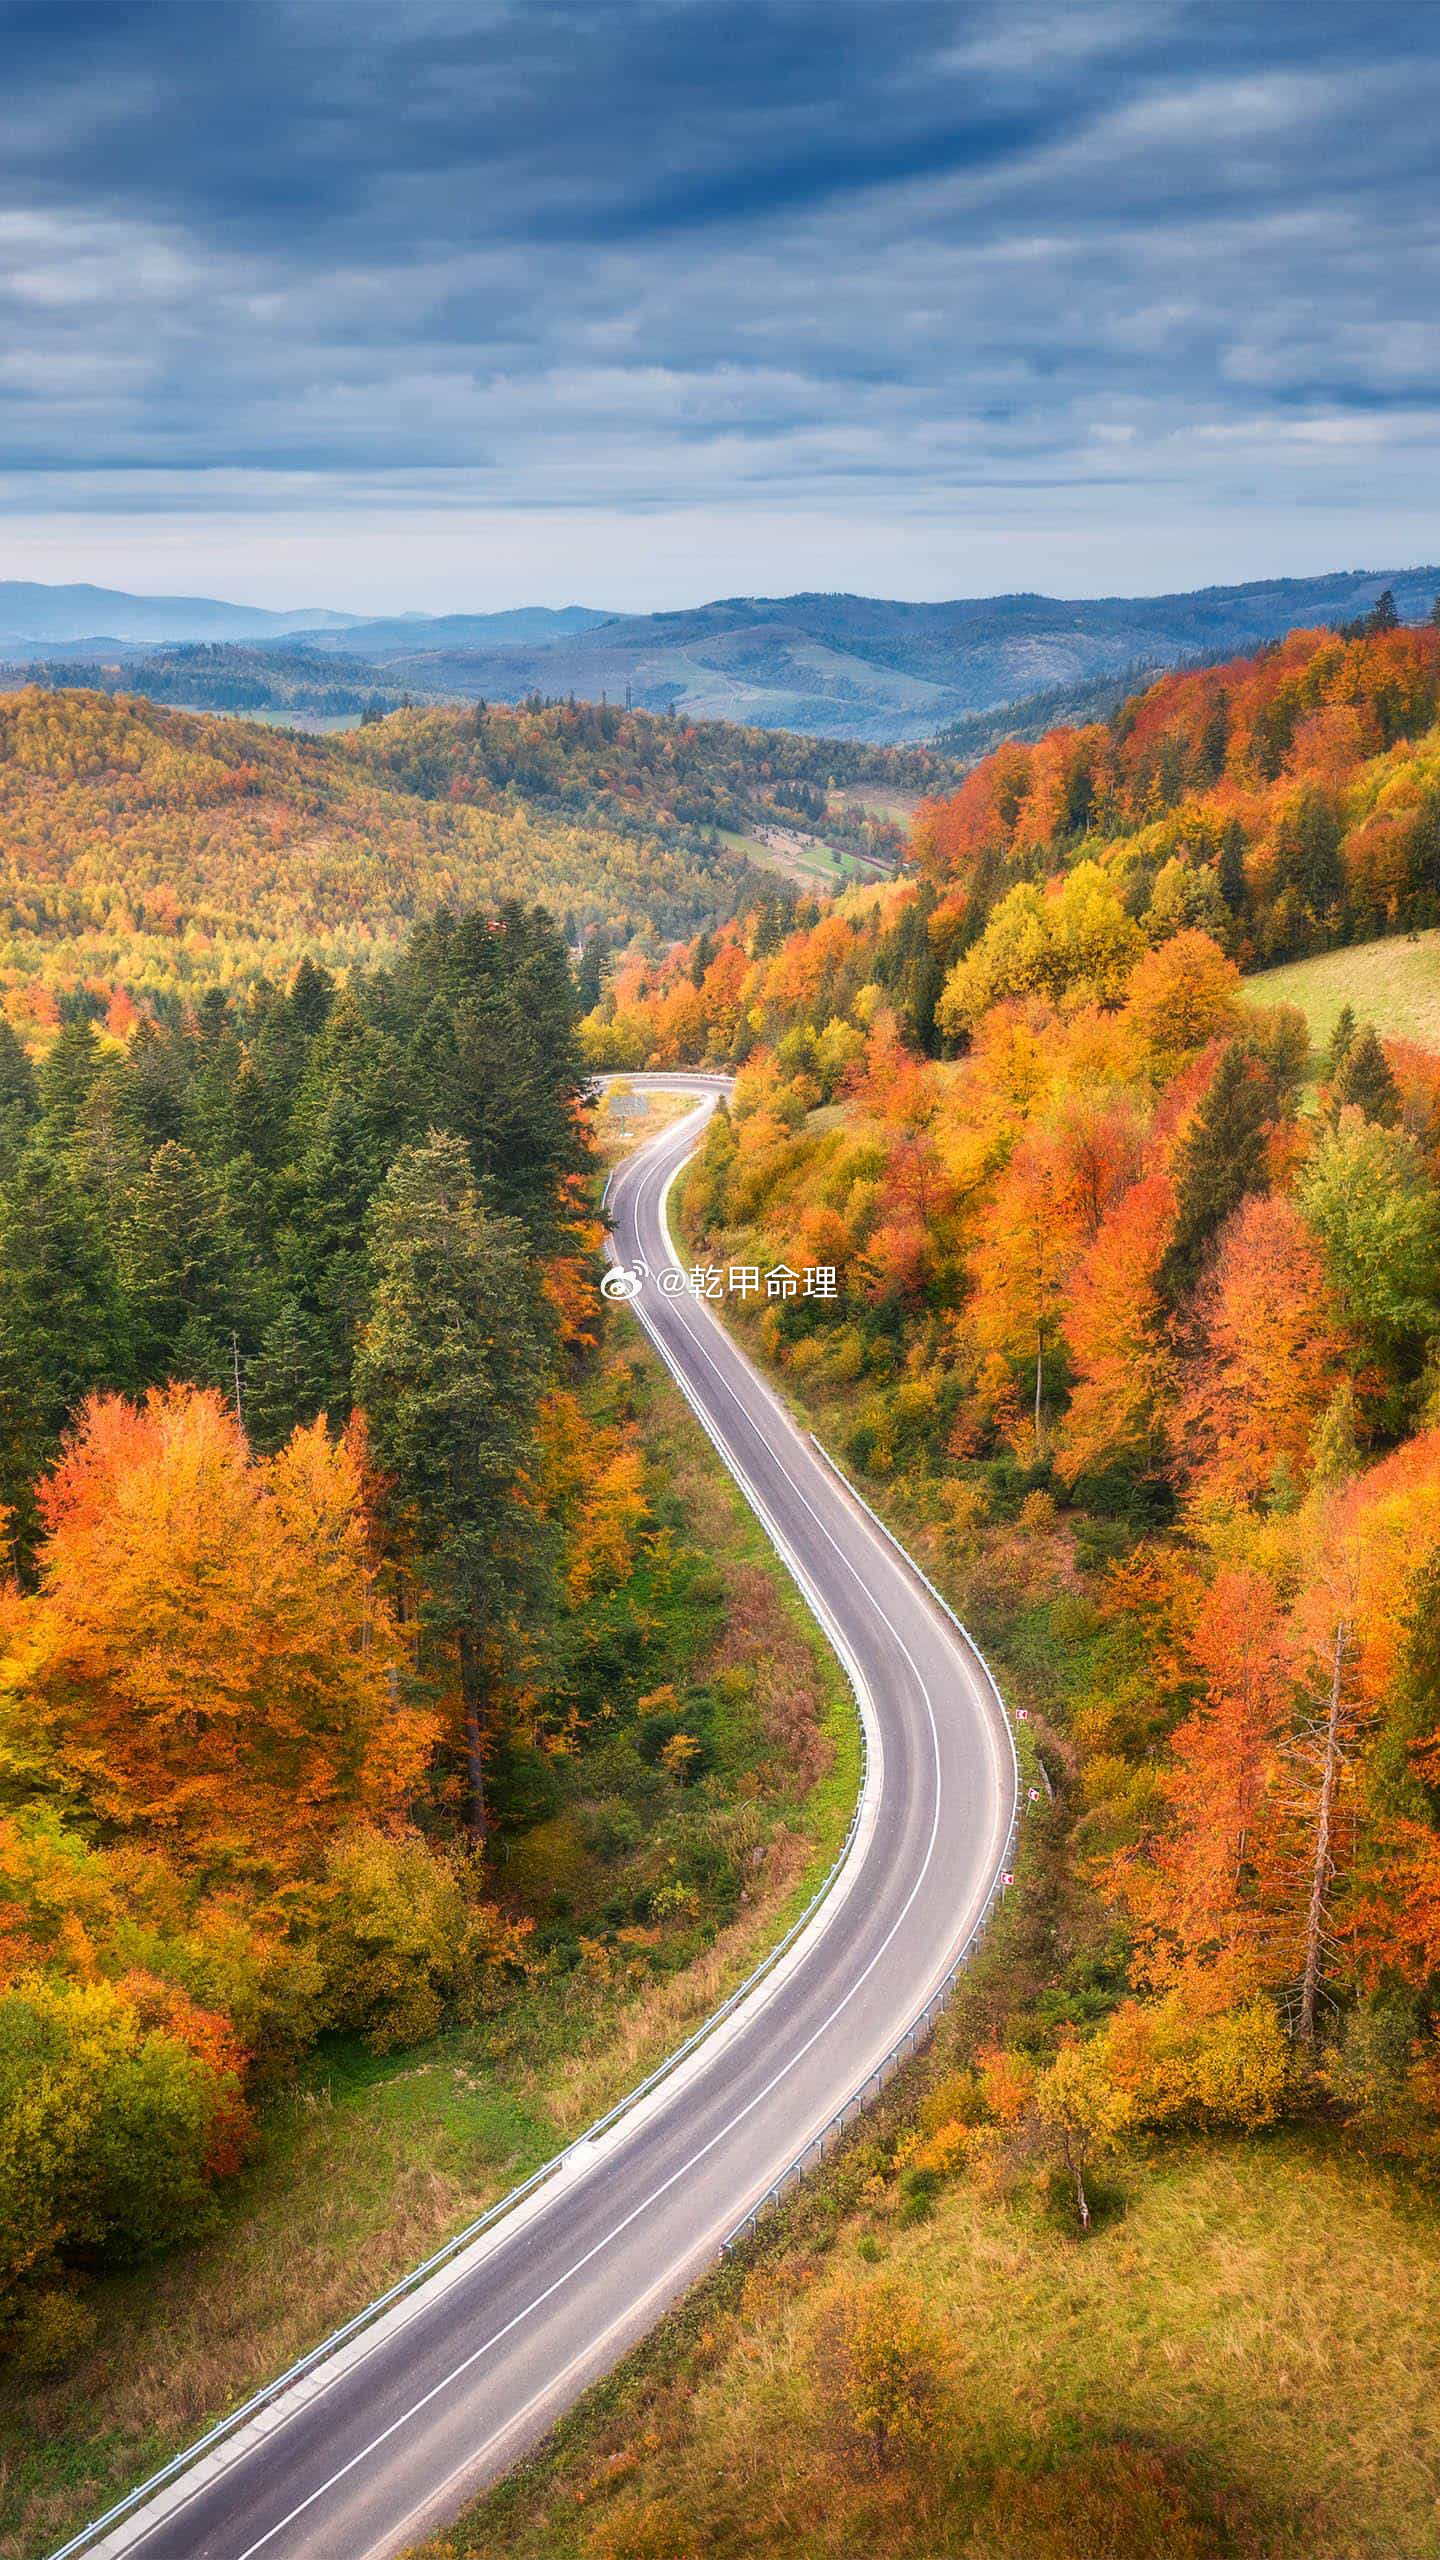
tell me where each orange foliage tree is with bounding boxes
[1112,1568,1293,2004]
[1056,1174,1176,1485]
[1175,1193,1348,1510]
[3,1387,431,1879]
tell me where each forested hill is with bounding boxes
[571,619,1440,2485]
[914,611,1440,976]
[584,616,1440,1069]
[0,686,750,1035]
[346,695,962,865]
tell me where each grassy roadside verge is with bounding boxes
[418,2086,1440,2560]
[0,1307,858,2560]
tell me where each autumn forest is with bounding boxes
[6,613,1440,2557]
[585,614,1440,2156]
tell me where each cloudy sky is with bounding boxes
[1,0,1436,612]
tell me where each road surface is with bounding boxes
[75,1076,1015,2560]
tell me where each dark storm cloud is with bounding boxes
[0,0,1435,593]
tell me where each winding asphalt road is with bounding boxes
[74,1076,1016,2560]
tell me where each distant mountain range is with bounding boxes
[0,581,363,648]
[3,568,1437,743]
[0,585,610,656]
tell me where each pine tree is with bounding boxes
[286,1002,419,1393]
[71,1058,152,1224]
[1217,819,1248,919]
[36,1022,104,1144]
[1160,1043,1273,1305]
[356,1133,549,1840]
[1195,691,1231,787]
[577,933,605,1012]
[185,1011,251,1170]
[398,905,588,1250]
[287,956,335,1038]
[244,1296,335,1450]
[1331,1025,1399,1127]
[0,1147,127,1564]
[0,1019,38,1176]
[1275,788,1344,925]
[1326,1005,1358,1079]
[125,1019,189,1155]
[122,1142,241,1391]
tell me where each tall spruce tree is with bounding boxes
[1326,1005,1358,1079]
[356,1133,549,1840]
[1217,818,1249,920]
[244,1295,335,1449]
[122,1141,243,1391]
[0,1020,37,1178]
[36,1022,105,1145]
[1160,1042,1274,1306]
[1331,1024,1400,1127]
[0,1147,127,1566]
[396,904,587,1249]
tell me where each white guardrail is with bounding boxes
[49,1110,1022,2560]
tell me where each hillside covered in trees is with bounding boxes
[585,616,1440,1071]
[569,622,1440,2427]
[12,644,420,723]
[0,687,751,1035]
[0,910,593,2337]
[346,694,956,867]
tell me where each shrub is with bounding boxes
[821,2273,953,2474]
[9,2286,97,2378]
[1112,1996,1293,2131]
[0,1973,241,2315]
[315,1831,529,2052]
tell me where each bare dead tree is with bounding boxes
[1297,1619,1349,2047]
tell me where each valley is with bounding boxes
[9,613,1440,2560]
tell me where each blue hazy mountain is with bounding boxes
[290,567,1440,741]
[5,569,1438,741]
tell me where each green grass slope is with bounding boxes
[1244,930,1440,1053]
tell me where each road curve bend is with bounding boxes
[70,1078,1016,2560]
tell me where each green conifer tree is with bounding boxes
[244,1295,335,1450]
[0,1148,127,1565]
[1325,1004,1358,1079]
[122,1142,241,1390]
[0,1020,38,1178]
[1332,1025,1400,1127]
[1160,1042,1273,1305]
[356,1132,549,1840]
[36,1022,105,1144]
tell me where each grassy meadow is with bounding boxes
[1244,928,1440,1053]
[422,2104,1440,2560]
